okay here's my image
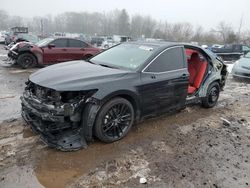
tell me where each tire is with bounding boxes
[202,82,220,108]
[17,53,37,69]
[94,97,134,143]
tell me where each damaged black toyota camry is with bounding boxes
[21,42,228,151]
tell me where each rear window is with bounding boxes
[68,39,88,48]
[145,47,185,72]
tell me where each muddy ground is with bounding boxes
[0,44,249,188]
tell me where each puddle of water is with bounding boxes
[23,128,36,138]
[34,107,216,188]
[35,142,123,188]
[0,165,44,188]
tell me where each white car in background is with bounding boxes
[0,32,6,43]
[212,44,224,48]
[101,38,116,49]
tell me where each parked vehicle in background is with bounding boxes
[101,37,116,49]
[113,35,130,43]
[4,33,40,50]
[212,44,224,48]
[4,33,12,45]
[5,27,29,45]
[231,52,250,79]
[14,33,39,44]
[8,37,101,68]
[11,27,28,33]
[90,37,105,47]
[212,44,250,61]
[20,42,228,150]
[53,32,66,37]
[100,35,131,49]
[0,32,6,43]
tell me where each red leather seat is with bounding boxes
[187,52,208,94]
[188,86,196,94]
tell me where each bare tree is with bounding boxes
[0,10,9,30]
[117,9,130,35]
[213,22,237,44]
[2,8,250,45]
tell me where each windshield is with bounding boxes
[36,38,54,47]
[90,43,154,70]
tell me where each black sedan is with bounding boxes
[21,42,228,151]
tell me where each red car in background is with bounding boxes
[8,37,101,68]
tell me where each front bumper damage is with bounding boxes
[21,86,100,151]
[8,50,18,60]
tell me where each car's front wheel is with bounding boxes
[17,53,37,69]
[94,97,134,143]
[202,82,220,108]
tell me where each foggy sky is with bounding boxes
[1,0,250,30]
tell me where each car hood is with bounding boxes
[17,41,33,48]
[29,61,130,91]
[237,58,250,67]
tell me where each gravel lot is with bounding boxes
[0,44,249,188]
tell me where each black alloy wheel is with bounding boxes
[202,82,220,108]
[17,53,37,69]
[94,98,134,142]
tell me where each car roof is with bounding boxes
[50,37,82,40]
[128,41,179,48]
[126,41,216,61]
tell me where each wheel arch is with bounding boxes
[100,90,141,122]
[211,79,222,90]
[18,51,38,62]
[81,90,141,142]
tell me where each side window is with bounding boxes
[68,39,88,48]
[145,47,184,72]
[234,45,241,52]
[52,39,68,47]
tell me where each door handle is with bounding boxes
[62,49,67,51]
[181,74,188,79]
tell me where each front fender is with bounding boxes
[81,90,141,141]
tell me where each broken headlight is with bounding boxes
[61,90,97,116]
[10,43,18,51]
[61,91,86,103]
[48,90,61,102]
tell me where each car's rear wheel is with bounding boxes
[17,53,37,69]
[94,97,134,143]
[202,82,220,108]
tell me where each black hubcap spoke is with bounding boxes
[23,57,33,67]
[209,87,218,103]
[103,121,114,132]
[102,103,132,139]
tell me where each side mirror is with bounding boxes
[48,44,55,48]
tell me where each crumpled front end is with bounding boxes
[8,43,19,60]
[21,81,98,151]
